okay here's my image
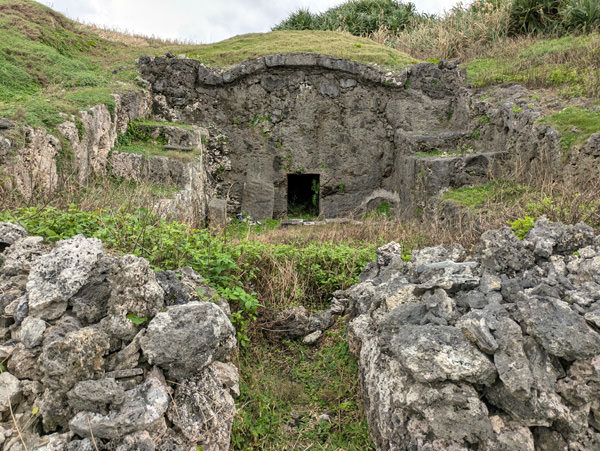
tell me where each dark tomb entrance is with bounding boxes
[287,173,320,217]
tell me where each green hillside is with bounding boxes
[0,0,414,131]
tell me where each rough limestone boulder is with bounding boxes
[0,226,238,450]
[341,217,600,450]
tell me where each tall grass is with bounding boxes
[392,0,511,60]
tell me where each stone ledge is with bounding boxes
[139,53,464,90]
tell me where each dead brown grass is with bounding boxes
[389,1,511,61]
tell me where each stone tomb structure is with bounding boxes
[138,53,506,219]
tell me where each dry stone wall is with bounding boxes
[0,222,238,450]
[337,218,600,450]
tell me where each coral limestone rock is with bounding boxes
[345,219,600,449]
[140,301,236,380]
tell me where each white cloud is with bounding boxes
[38,0,465,43]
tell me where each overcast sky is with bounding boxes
[38,0,463,44]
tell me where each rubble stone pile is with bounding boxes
[340,218,600,450]
[0,223,238,450]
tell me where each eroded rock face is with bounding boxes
[342,217,600,450]
[0,226,237,449]
[138,54,487,218]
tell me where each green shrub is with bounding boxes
[509,0,568,35]
[273,0,424,36]
[509,216,536,239]
[562,0,600,32]
[0,206,374,342]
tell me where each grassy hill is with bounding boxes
[0,0,414,132]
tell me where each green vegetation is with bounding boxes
[0,0,413,137]
[465,34,600,98]
[0,0,129,130]
[0,205,375,334]
[509,216,536,239]
[442,180,600,229]
[539,107,600,149]
[442,180,531,209]
[3,0,600,448]
[126,313,149,325]
[186,30,415,68]
[274,0,423,35]
[233,321,373,450]
[114,119,200,162]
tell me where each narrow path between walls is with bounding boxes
[232,318,374,450]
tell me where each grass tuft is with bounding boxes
[539,106,600,149]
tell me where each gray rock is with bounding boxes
[0,222,27,251]
[98,314,139,341]
[140,302,236,380]
[7,343,40,380]
[416,260,480,292]
[20,316,46,348]
[27,235,104,320]
[111,431,156,451]
[166,363,236,450]
[479,227,534,275]
[1,236,44,277]
[31,432,73,450]
[69,368,169,439]
[40,326,110,391]
[108,254,164,318]
[585,310,600,328]
[69,255,116,324]
[268,305,311,339]
[156,266,216,306]
[212,361,240,397]
[207,197,227,229]
[0,118,14,129]
[0,372,21,414]
[524,217,595,257]
[66,439,96,451]
[457,316,498,354]
[67,378,125,413]
[376,241,403,267]
[40,388,72,432]
[480,272,502,293]
[488,415,535,451]
[240,179,274,220]
[383,324,497,385]
[493,318,533,400]
[343,221,600,449]
[303,330,322,344]
[515,293,600,360]
[411,243,466,266]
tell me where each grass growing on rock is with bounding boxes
[539,106,600,149]
[186,30,415,68]
[114,119,201,162]
[442,180,532,209]
[442,179,600,228]
[0,0,416,135]
[464,33,600,99]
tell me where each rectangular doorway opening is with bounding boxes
[287,173,319,217]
